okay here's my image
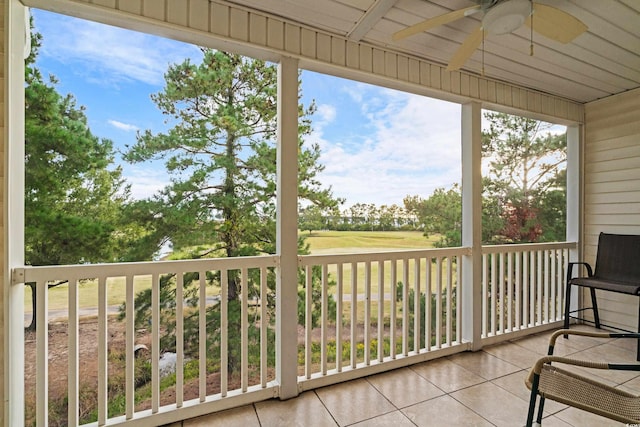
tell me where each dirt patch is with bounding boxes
[25,317,136,425]
[24,316,269,424]
[24,315,382,425]
[24,318,121,405]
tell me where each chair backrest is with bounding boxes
[594,232,640,283]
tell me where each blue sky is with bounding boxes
[31,8,462,207]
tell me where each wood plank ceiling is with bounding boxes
[223,0,640,104]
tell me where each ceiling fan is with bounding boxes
[392,0,588,72]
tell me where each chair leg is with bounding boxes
[636,300,640,362]
[526,374,541,427]
[536,396,546,424]
[563,281,572,339]
[590,288,600,328]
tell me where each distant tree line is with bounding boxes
[300,112,567,247]
[404,112,567,248]
[299,203,419,233]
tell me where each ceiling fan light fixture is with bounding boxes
[482,0,531,35]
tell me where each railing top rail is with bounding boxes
[15,242,577,283]
[299,247,472,265]
[18,255,279,284]
[481,241,576,254]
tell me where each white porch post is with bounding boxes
[3,1,26,425]
[461,102,483,350]
[566,125,582,312]
[275,56,299,400]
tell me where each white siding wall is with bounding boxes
[583,87,640,330]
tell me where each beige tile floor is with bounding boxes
[167,326,640,427]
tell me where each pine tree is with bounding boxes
[25,27,131,330]
[124,50,340,367]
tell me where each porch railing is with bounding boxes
[17,241,575,426]
[481,242,574,343]
[298,247,469,389]
[21,256,279,427]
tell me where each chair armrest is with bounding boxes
[567,261,593,281]
[526,355,640,389]
[531,355,640,375]
[531,356,609,375]
[547,329,640,355]
[525,355,640,404]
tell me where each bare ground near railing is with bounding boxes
[24,317,132,426]
[24,318,128,409]
[24,316,263,425]
[24,317,398,394]
[23,314,393,424]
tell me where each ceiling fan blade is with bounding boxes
[525,3,588,44]
[393,5,480,41]
[447,26,483,71]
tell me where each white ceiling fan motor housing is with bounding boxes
[482,0,532,35]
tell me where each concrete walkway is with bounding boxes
[27,293,390,324]
[25,296,222,323]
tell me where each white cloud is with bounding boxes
[342,82,367,104]
[33,10,199,87]
[122,164,167,200]
[311,87,462,207]
[316,104,337,126]
[109,120,139,132]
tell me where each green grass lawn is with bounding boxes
[24,276,153,313]
[304,230,437,254]
[26,230,439,312]
[305,230,447,295]
[320,258,456,296]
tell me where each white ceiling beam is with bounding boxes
[347,0,397,41]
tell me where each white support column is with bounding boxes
[3,1,26,425]
[566,125,582,313]
[275,56,299,400]
[566,125,581,246]
[461,102,483,350]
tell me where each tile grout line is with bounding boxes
[312,389,341,426]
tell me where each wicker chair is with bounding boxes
[525,329,640,426]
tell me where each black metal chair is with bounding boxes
[564,232,640,360]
